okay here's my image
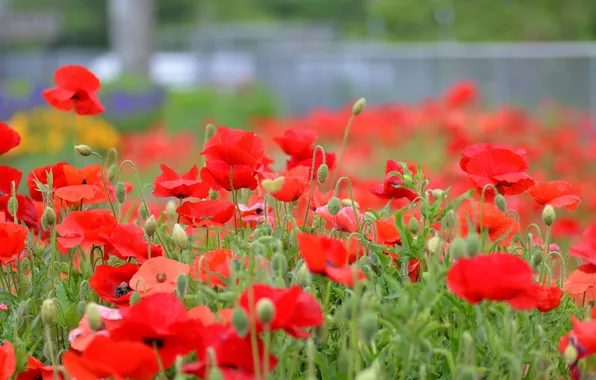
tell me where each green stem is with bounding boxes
[302,145,326,228]
[332,115,355,185]
[248,286,263,380]
[91,152,117,218]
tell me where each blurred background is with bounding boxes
[2,0,596,177]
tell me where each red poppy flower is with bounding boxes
[0,341,15,380]
[238,200,274,228]
[0,222,28,264]
[27,162,69,202]
[89,264,140,307]
[190,249,235,288]
[297,233,366,287]
[569,226,596,273]
[287,149,336,178]
[559,316,596,361]
[54,164,108,205]
[201,160,259,191]
[458,202,520,245]
[273,129,318,158]
[444,80,477,108]
[447,253,535,309]
[68,306,122,352]
[152,164,211,199]
[370,160,418,201]
[0,123,20,156]
[239,284,323,339]
[527,180,580,212]
[460,144,534,197]
[42,65,104,115]
[0,166,22,198]
[315,205,362,233]
[16,356,59,380]
[187,306,233,326]
[109,293,202,368]
[177,200,235,228]
[264,166,310,203]
[183,324,277,380]
[56,210,117,253]
[129,256,190,296]
[201,127,265,171]
[107,224,163,263]
[62,336,158,380]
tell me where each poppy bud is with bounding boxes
[17,273,31,294]
[421,272,430,282]
[408,218,421,235]
[352,97,366,116]
[564,343,578,365]
[115,182,126,204]
[327,197,342,216]
[208,188,219,200]
[256,298,276,325]
[449,237,467,260]
[75,144,93,157]
[41,207,56,230]
[531,251,543,269]
[495,194,507,212]
[106,148,118,167]
[166,200,177,220]
[359,312,378,344]
[271,254,288,274]
[340,198,359,208]
[231,308,249,338]
[445,209,456,228]
[85,302,103,332]
[297,264,311,286]
[172,223,189,251]
[41,299,56,325]
[465,234,480,257]
[130,291,141,306]
[427,235,442,255]
[262,177,285,193]
[107,164,117,183]
[144,215,157,238]
[542,205,556,226]
[431,189,444,199]
[176,274,187,298]
[317,164,329,184]
[139,203,149,220]
[7,196,17,218]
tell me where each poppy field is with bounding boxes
[0,65,595,380]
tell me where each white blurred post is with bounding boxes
[108,0,154,79]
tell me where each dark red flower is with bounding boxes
[0,341,15,380]
[460,144,534,197]
[0,222,28,264]
[109,292,202,368]
[107,224,163,263]
[177,200,235,228]
[62,336,158,380]
[0,122,20,157]
[273,129,318,158]
[447,253,535,309]
[56,210,117,253]
[201,160,259,191]
[183,324,277,380]
[569,226,596,273]
[27,162,69,202]
[297,233,366,287]
[42,65,104,115]
[152,164,211,199]
[89,264,140,307]
[16,356,59,380]
[370,160,418,201]
[527,180,581,212]
[201,126,265,171]
[239,284,323,339]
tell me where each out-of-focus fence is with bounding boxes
[2,23,596,115]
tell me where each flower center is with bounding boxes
[156,273,167,283]
[143,338,165,349]
[113,282,132,298]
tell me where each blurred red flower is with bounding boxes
[264,166,310,203]
[273,128,318,157]
[56,210,117,253]
[239,284,323,339]
[0,123,20,157]
[0,222,28,264]
[527,180,581,212]
[16,356,60,380]
[202,126,265,171]
[27,162,69,202]
[89,264,140,307]
[42,65,104,115]
[458,202,520,245]
[569,225,596,273]
[201,160,259,191]
[190,249,234,288]
[107,224,163,263]
[0,341,15,380]
[152,164,211,199]
[177,200,235,228]
[444,80,478,108]
[370,160,418,201]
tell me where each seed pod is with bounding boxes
[317,164,329,184]
[327,197,342,216]
[115,182,126,204]
[352,98,366,116]
[75,144,92,157]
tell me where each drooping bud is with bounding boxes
[166,200,177,219]
[465,234,480,257]
[172,223,188,251]
[317,164,329,184]
[427,235,442,255]
[144,215,157,238]
[107,164,117,182]
[327,197,341,216]
[352,98,366,116]
[449,237,467,260]
[130,291,141,306]
[106,148,118,167]
[231,308,249,338]
[542,205,556,226]
[531,251,543,269]
[17,274,31,294]
[359,312,378,343]
[495,194,507,212]
[363,211,376,222]
[256,298,276,325]
[408,218,421,235]
[340,198,359,208]
[41,207,56,230]
[208,188,219,200]
[431,189,444,199]
[115,182,126,204]
[85,302,103,332]
[41,299,56,325]
[176,274,187,298]
[296,264,311,286]
[75,144,92,157]
[262,177,285,193]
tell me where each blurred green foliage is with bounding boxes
[8,0,596,47]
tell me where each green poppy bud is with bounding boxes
[495,194,507,212]
[256,298,276,325]
[352,98,366,116]
[115,182,126,204]
[75,144,92,157]
[449,237,467,260]
[317,164,329,184]
[542,205,556,226]
[231,308,249,338]
[41,299,56,325]
[327,197,342,216]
